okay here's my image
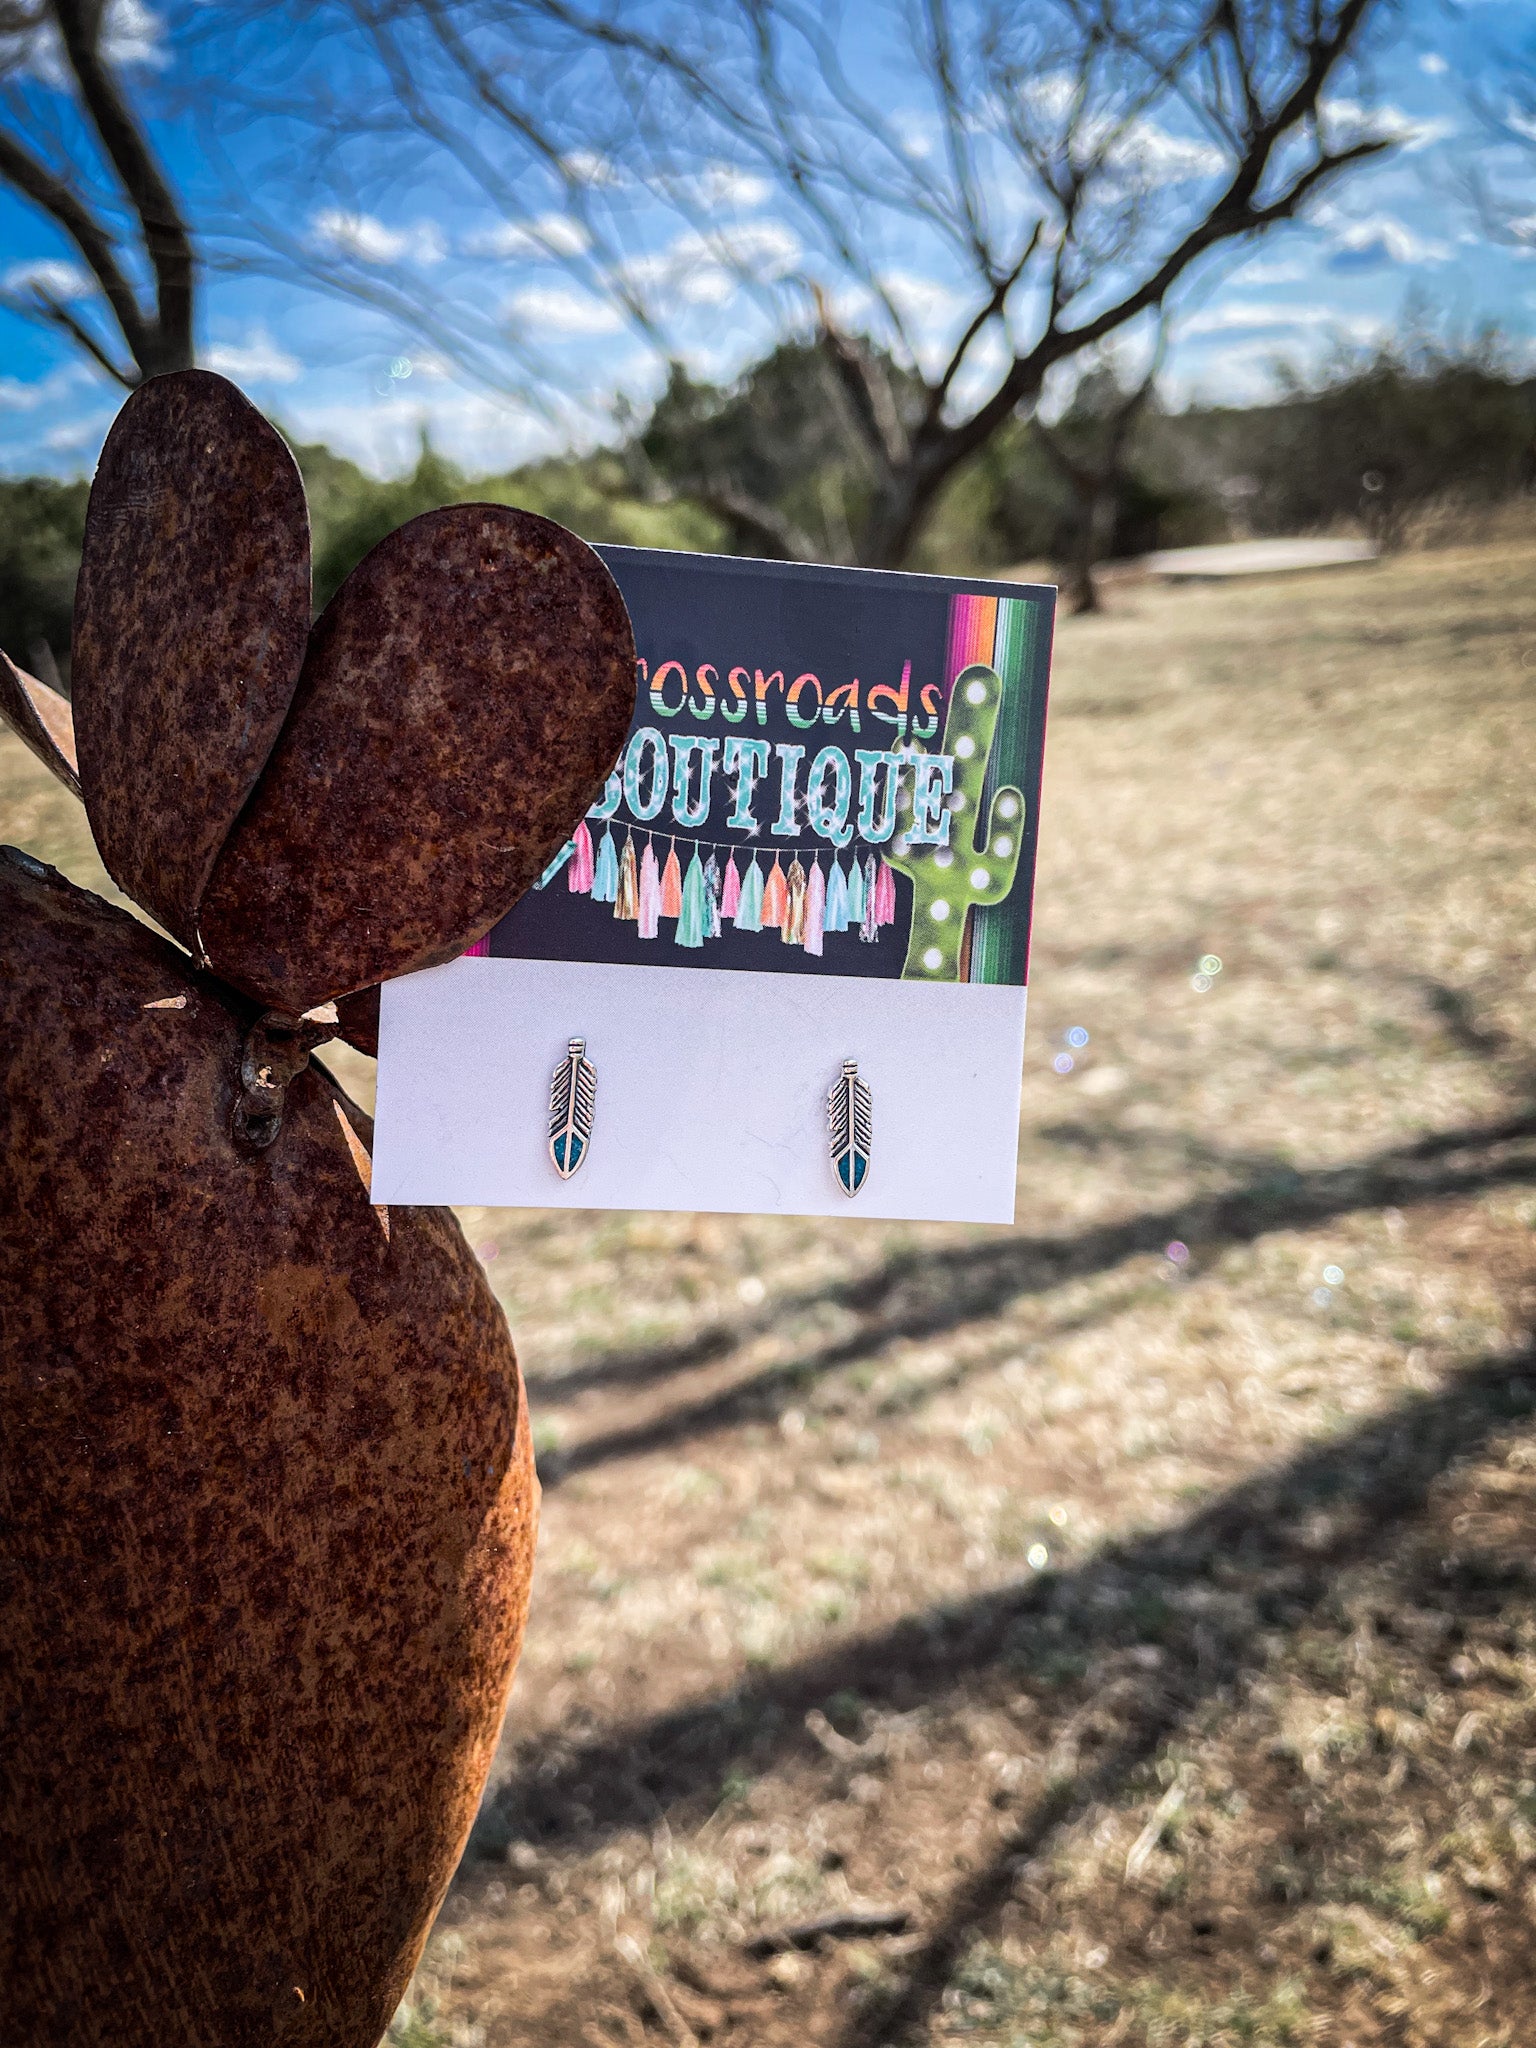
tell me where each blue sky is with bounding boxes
[1,0,1532,479]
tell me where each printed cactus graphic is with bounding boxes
[891,592,1047,984]
[890,664,1022,979]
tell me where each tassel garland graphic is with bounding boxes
[553,813,899,958]
[591,827,619,905]
[824,859,849,933]
[676,851,708,948]
[567,820,595,893]
[637,840,661,939]
[845,854,865,925]
[875,857,897,925]
[613,832,639,921]
[659,844,683,919]
[860,853,880,943]
[735,854,764,932]
[782,858,807,945]
[804,860,826,957]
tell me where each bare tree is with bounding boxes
[0,0,195,386]
[250,0,1398,565]
[1033,324,1169,614]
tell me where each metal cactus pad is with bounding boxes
[0,371,636,2046]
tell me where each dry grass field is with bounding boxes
[5,528,1535,2047]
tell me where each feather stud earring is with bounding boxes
[828,1058,872,1197]
[548,1037,597,1178]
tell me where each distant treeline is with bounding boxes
[4,325,1533,681]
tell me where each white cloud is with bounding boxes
[0,367,78,412]
[463,213,591,260]
[615,222,801,306]
[1105,119,1226,184]
[42,411,115,452]
[282,382,593,481]
[1320,97,1455,152]
[668,163,772,210]
[311,211,446,266]
[2,258,93,300]
[1326,215,1450,269]
[1018,77,1225,187]
[1419,53,1448,77]
[0,0,164,84]
[890,114,936,161]
[561,149,620,188]
[204,331,301,383]
[506,283,623,334]
[1167,316,1387,407]
[100,0,163,67]
[878,270,958,330]
[1234,258,1307,285]
[1184,300,1338,336]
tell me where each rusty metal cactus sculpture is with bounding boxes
[0,371,635,2046]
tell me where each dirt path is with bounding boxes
[5,534,1534,2046]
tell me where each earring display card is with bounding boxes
[373,548,1055,1223]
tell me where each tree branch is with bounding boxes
[0,121,150,376]
[21,284,138,385]
[812,283,908,473]
[690,479,821,563]
[926,130,1390,510]
[49,0,195,376]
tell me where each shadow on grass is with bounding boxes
[532,1108,1536,1485]
[478,1341,1536,1913]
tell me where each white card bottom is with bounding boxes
[372,958,1028,1223]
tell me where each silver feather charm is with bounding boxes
[548,1037,596,1179]
[827,1058,872,1198]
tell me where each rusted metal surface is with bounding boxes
[0,368,631,2042]
[334,982,382,1057]
[200,503,635,1012]
[0,848,539,2048]
[0,648,80,795]
[71,370,312,949]
[60,367,636,1013]
[230,1009,342,1150]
